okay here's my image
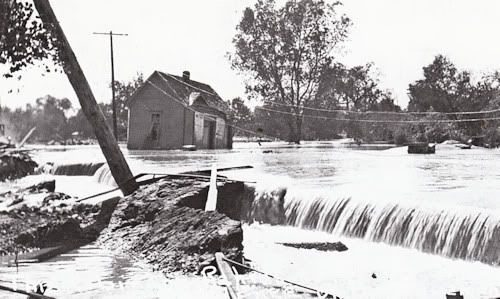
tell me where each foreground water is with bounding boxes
[1,140,500,298]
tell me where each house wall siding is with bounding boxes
[127,85,186,149]
[127,71,232,150]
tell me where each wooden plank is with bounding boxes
[215,252,239,299]
[0,284,55,299]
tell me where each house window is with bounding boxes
[150,113,161,141]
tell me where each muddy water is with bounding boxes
[1,140,500,298]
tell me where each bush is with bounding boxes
[394,130,408,145]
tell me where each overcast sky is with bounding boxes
[2,0,500,110]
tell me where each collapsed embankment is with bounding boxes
[0,182,118,258]
[97,177,247,274]
[0,151,38,181]
[0,156,291,274]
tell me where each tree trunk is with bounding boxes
[286,114,296,143]
[33,0,138,195]
[293,115,303,144]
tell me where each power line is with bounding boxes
[146,79,283,140]
[262,100,500,116]
[256,106,500,124]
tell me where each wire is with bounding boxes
[146,80,196,113]
[146,79,284,141]
[256,106,500,124]
[262,100,500,116]
[223,256,341,299]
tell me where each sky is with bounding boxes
[2,0,500,110]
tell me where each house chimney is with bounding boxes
[182,71,190,82]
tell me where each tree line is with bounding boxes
[2,0,500,147]
[0,74,143,143]
[229,54,500,146]
[228,0,500,145]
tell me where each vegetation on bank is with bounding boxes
[0,74,143,143]
[2,0,500,148]
[229,55,500,147]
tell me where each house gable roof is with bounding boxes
[126,71,229,117]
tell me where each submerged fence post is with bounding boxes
[205,164,218,211]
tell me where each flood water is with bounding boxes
[1,140,500,298]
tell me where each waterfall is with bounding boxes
[51,162,105,176]
[248,185,500,265]
[93,164,117,186]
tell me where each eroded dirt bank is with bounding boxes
[97,177,246,274]
[0,151,38,181]
[0,185,118,258]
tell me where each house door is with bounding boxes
[203,119,216,149]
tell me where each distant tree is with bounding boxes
[227,97,255,135]
[111,73,144,140]
[408,55,470,113]
[33,95,71,141]
[407,55,500,140]
[67,108,94,138]
[1,95,71,142]
[72,74,144,141]
[230,0,351,143]
[316,62,397,112]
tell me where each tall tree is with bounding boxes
[316,62,394,112]
[231,0,351,143]
[408,55,466,112]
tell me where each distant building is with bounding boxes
[126,71,233,150]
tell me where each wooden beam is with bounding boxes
[0,284,55,299]
[32,0,138,195]
[215,252,239,299]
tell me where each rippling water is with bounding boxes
[1,140,499,298]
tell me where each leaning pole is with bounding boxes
[33,0,138,195]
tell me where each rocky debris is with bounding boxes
[0,197,118,256]
[41,192,71,206]
[0,181,66,210]
[279,242,348,252]
[26,180,56,193]
[0,151,38,181]
[98,177,245,274]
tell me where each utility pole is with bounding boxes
[93,31,128,140]
[34,0,138,195]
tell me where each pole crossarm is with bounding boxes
[93,31,128,139]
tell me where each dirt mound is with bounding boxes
[98,177,245,274]
[0,197,118,256]
[0,151,38,181]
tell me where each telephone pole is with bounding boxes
[93,31,128,140]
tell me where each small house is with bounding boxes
[126,71,233,150]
